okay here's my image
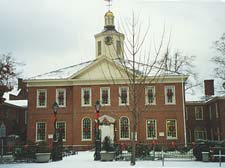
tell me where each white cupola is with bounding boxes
[95,10,125,60]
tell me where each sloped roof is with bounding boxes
[28,60,95,80]
[27,58,187,81]
[4,100,27,108]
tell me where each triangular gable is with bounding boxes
[69,57,130,81]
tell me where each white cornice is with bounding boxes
[25,75,188,87]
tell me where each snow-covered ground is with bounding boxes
[1,151,224,168]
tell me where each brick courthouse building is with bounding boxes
[25,11,188,150]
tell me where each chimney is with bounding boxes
[204,80,214,96]
[18,78,23,90]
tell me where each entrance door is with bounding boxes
[100,124,114,143]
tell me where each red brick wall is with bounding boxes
[27,82,185,148]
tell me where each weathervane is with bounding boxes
[104,0,112,11]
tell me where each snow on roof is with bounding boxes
[186,90,225,104]
[3,87,21,100]
[4,100,27,108]
[114,58,183,77]
[28,60,95,80]
[28,58,185,81]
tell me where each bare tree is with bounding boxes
[212,33,225,81]
[0,53,22,103]
[158,50,199,93]
[107,13,169,166]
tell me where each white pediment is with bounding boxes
[70,57,129,81]
[99,114,116,124]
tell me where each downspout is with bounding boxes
[182,75,187,147]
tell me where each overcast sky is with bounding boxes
[0,0,225,90]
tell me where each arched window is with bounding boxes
[120,117,130,139]
[82,118,92,141]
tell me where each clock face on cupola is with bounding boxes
[104,36,113,45]
[95,9,125,60]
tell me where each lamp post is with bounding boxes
[52,101,61,161]
[94,100,101,160]
[52,102,59,142]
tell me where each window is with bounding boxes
[210,128,214,140]
[116,40,121,55]
[56,121,66,141]
[194,128,206,140]
[119,87,129,105]
[146,119,157,139]
[166,119,177,139]
[98,41,101,56]
[145,86,156,105]
[120,117,130,140]
[195,106,203,120]
[36,122,46,142]
[217,127,220,141]
[56,89,66,107]
[82,118,92,141]
[81,88,91,106]
[215,103,219,119]
[209,106,212,120]
[100,87,110,105]
[37,89,47,107]
[185,107,188,120]
[165,86,176,104]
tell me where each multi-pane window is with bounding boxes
[165,86,176,104]
[56,89,66,107]
[119,87,129,105]
[185,107,188,120]
[195,106,203,120]
[209,106,212,120]
[215,103,219,118]
[98,41,101,56]
[81,88,91,106]
[56,121,66,141]
[145,86,156,105]
[36,122,46,141]
[217,127,220,141]
[82,118,92,140]
[120,117,130,139]
[146,119,157,139]
[166,119,177,139]
[194,128,206,140]
[116,40,121,55]
[37,89,47,107]
[100,87,110,105]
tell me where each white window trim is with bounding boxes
[100,87,111,106]
[81,88,92,107]
[145,86,156,105]
[81,118,92,141]
[166,119,178,140]
[195,106,203,120]
[37,89,47,108]
[164,86,176,105]
[119,87,129,106]
[56,121,66,142]
[36,122,47,142]
[146,119,157,140]
[56,88,66,108]
[119,116,130,140]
